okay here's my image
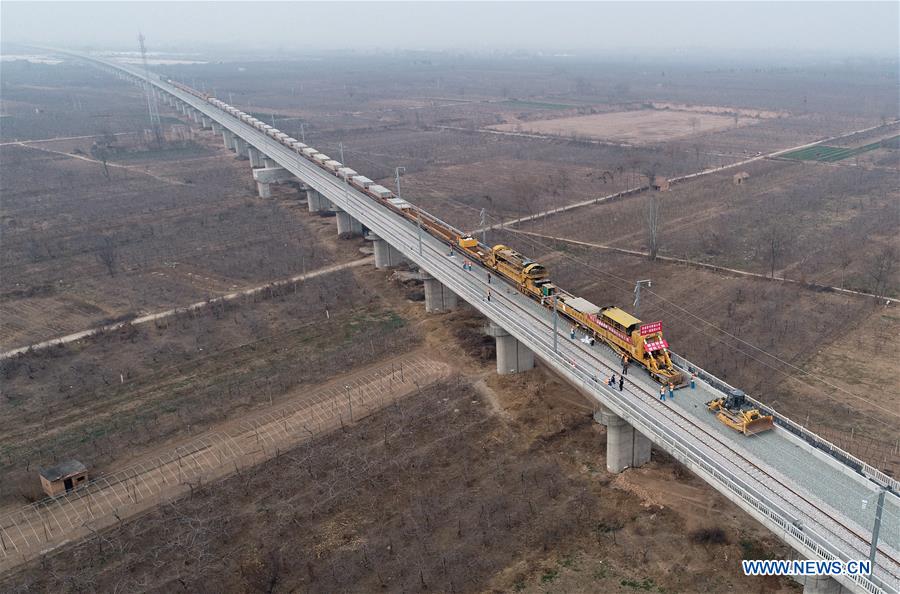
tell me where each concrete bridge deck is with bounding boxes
[42,50,900,594]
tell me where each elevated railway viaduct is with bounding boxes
[38,50,900,594]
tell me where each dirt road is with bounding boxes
[513,230,888,302]
[0,257,374,359]
[0,353,448,572]
[480,119,900,232]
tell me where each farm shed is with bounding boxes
[651,175,670,191]
[733,171,750,185]
[39,460,88,497]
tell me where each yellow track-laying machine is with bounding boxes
[706,390,774,436]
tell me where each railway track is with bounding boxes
[78,62,898,593]
[305,158,900,591]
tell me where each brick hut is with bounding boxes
[39,460,88,497]
[651,175,670,191]
[733,171,750,185]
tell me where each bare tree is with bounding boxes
[96,236,119,277]
[89,132,117,180]
[691,143,703,166]
[552,168,571,198]
[834,232,854,289]
[643,162,663,260]
[510,175,542,225]
[689,116,700,134]
[766,223,788,279]
[867,246,896,298]
[645,192,662,261]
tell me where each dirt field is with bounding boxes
[1,50,897,591]
[1,363,795,594]
[650,102,788,119]
[0,255,420,507]
[0,353,448,570]
[527,158,899,296]
[487,233,899,452]
[0,62,355,351]
[0,132,337,350]
[491,108,759,144]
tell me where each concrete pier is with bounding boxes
[593,405,614,426]
[200,116,211,129]
[222,129,235,150]
[307,188,325,212]
[801,576,844,594]
[369,234,405,268]
[233,136,248,159]
[247,146,263,168]
[486,322,534,375]
[252,167,294,198]
[421,272,458,313]
[605,412,651,473]
[256,182,271,198]
[211,122,222,135]
[335,207,363,236]
[263,156,278,169]
[252,167,294,185]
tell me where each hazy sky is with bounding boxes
[2,1,898,57]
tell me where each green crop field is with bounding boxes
[781,135,898,162]
[501,99,577,110]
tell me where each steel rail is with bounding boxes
[61,53,899,594]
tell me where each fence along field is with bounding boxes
[0,355,447,570]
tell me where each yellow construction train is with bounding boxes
[458,243,686,388]
[174,82,685,388]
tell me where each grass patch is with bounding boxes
[690,527,729,545]
[621,577,658,591]
[781,136,899,162]
[739,536,774,560]
[540,568,559,584]
[502,99,575,110]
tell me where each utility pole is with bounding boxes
[271,113,276,127]
[553,293,559,353]
[633,279,652,318]
[394,166,419,253]
[300,123,306,143]
[869,488,886,577]
[480,208,487,246]
[339,142,344,164]
[137,32,162,146]
[395,166,406,199]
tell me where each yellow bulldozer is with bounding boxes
[706,390,774,436]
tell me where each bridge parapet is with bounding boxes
[669,352,899,494]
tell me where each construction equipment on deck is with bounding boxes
[706,389,774,436]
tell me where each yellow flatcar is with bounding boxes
[478,244,684,387]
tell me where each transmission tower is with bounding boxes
[138,32,163,145]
